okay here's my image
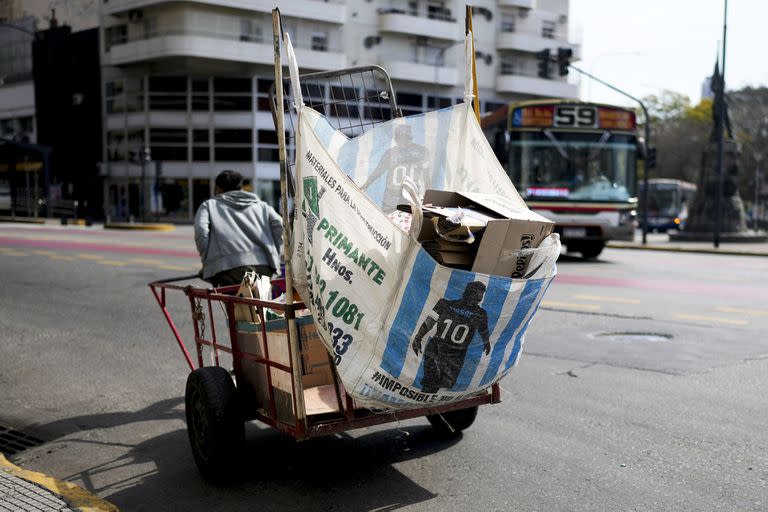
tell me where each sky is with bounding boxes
[568,0,767,108]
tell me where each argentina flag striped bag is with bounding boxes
[282,31,560,409]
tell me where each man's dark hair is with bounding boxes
[215,170,244,192]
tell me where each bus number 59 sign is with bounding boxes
[554,105,597,128]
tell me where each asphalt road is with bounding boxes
[0,223,766,511]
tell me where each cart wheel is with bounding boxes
[185,366,244,481]
[427,406,478,437]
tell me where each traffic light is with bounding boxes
[557,47,573,76]
[646,146,656,168]
[536,49,551,79]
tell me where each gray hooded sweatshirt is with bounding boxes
[194,190,283,280]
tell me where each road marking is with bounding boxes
[97,260,128,267]
[673,313,748,326]
[572,294,641,304]
[0,250,26,256]
[130,258,164,265]
[157,264,198,271]
[541,301,600,311]
[30,250,57,256]
[48,255,74,261]
[714,306,768,317]
[78,253,105,260]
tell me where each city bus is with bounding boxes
[638,178,697,232]
[481,99,640,258]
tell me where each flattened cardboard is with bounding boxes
[423,189,554,277]
[471,218,553,276]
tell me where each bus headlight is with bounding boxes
[620,209,637,226]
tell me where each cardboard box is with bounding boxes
[422,190,554,278]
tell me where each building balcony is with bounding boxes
[497,30,569,53]
[103,0,346,24]
[497,0,536,8]
[105,31,345,70]
[379,59,458,86]
[377,9,460,41]
[496,74,577,98]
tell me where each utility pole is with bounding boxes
[568,64,654,244]
[714,0,728,248]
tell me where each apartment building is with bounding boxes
[100,0,579,221]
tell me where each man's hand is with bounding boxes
[483,342,491,356]
[412,337,422,356]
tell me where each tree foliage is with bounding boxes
[640,86,768,205]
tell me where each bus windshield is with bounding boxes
[508,131,637,202]
[647,186,679,215]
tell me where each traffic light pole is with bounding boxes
[568,64,653,245]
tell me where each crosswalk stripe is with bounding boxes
[673,313,748,326]
[572,294,641,304]
[714,306,768,317]
[541,301,600,311]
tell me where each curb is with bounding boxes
[0,216,45,224]
[607,242,768,257]
[103,222,176,232]
[0,454,118,511]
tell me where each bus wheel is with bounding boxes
[579,242,605,259]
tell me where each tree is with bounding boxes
[640,86,768,212]
[639,90,710,184]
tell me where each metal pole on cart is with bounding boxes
[272,8,307,428]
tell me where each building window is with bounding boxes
[143,17,157,38]
[329,86,359,118]
[310,32,328,52]
[149,76,187,111]
[192,129,210,161]
[240,19,262,42]
[256,78,274,112]
[191,78,209,111]
[105,25,127,51]
[214,129,252,161]
[500,13,515,33]
[257,130,280,162]
[398,92,423,116]
[427,96,453,109]
[542,20,556,39]
[427,1,453,21]
[150,128,187,161]
[213,77,252,111]
[500,55,516,75]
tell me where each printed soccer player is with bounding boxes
[361,123,430,213]
[411,281,490,394]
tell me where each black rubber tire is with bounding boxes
[579,241,605,259]
[427,406,479,437]
[185,366,244,481]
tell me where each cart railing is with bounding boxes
[149,276,500,441]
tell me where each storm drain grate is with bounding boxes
[0,424,45,456]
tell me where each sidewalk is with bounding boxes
[1,454,117,512]
[607,231,768,257]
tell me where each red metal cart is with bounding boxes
[149,276,500,481]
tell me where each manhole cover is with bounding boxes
[0,423,45,456]
[592,332,673,342]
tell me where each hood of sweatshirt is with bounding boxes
[215,190,261,209]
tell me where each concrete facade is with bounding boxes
[95,0,579,220]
